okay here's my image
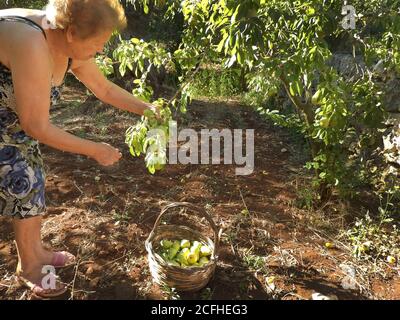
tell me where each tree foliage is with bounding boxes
[0,0,47,9]
[5,0,397,207]
[108,0,399,207]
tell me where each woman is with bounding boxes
[0,0,156,297]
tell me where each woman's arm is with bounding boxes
[11,34,120,166]
[70,58,153,115]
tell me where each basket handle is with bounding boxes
[148,202,221,253]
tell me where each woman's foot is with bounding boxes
[16,263,67,298]
[37,248,76,268]
[51,251,77,268]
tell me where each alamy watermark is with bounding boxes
[341,2,356,30]
[41,265,57,290]
[147,121,255,176]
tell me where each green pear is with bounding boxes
[187,241,202,264]
[160,239,173,249]
[168,240,181,260]
[167,260,181,267]
[198,256,210,266]
[187,252,198,264]
[180,239,191,249]
[176,248,190,266]
[200,245,212,257]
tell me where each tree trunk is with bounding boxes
[279,76,333,204]
[240,66,248,92]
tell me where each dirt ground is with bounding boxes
[0,82,399,300]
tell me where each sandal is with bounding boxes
[17,274,68,298]
[52,251,76,268]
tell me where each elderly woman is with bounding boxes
[0,0,156,297]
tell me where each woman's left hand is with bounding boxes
[147,104,161,120]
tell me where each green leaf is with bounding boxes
[289,83,296,96]
[237,51,243,65]
[231,5,241,25]
[147,165,156,174]
[217,32,229,53]
[306,7,315,16]
[227,54,237,68]
[143,109,155,118]
[144,3,149,14]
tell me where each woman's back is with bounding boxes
[0,8,73,108]
[0,9,47,69]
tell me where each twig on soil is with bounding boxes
[69,289,96,295]
[230,242,237,256]
[69,248,82,300]
[102,251,131,268]
[308,226,353,252]
[282,292,307,300]
[18,291,27,300]
[79,260,95,265]
[274,246,299,268]
[238,187,250,215]
[73,181,84,195]
[307,227,377,298]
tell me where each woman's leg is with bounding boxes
[13,216,53,283]
[13,216,68,297]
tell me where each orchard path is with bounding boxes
[0,83,398,300]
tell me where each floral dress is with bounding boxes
[0,16,71,219]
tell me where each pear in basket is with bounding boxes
[167,260,180,267]
[168,240,181,260]
[160,239,173,249]
[198,256,210,266]
[176,248,190,266]
[180,239,191,249]
[187,241,202,264]
[200,245,212,257]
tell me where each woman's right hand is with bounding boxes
[91,142,122,166]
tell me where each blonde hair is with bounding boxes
[46,0,127,39]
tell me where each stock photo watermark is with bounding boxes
[341,2,356,30]
[41,265,57,290]
[147,121,255,176]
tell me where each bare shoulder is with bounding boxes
[0,10,50,69]
[9,28,51,71]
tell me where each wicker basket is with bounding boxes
[145,202,221,292]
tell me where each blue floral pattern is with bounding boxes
[0,62,63,219]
